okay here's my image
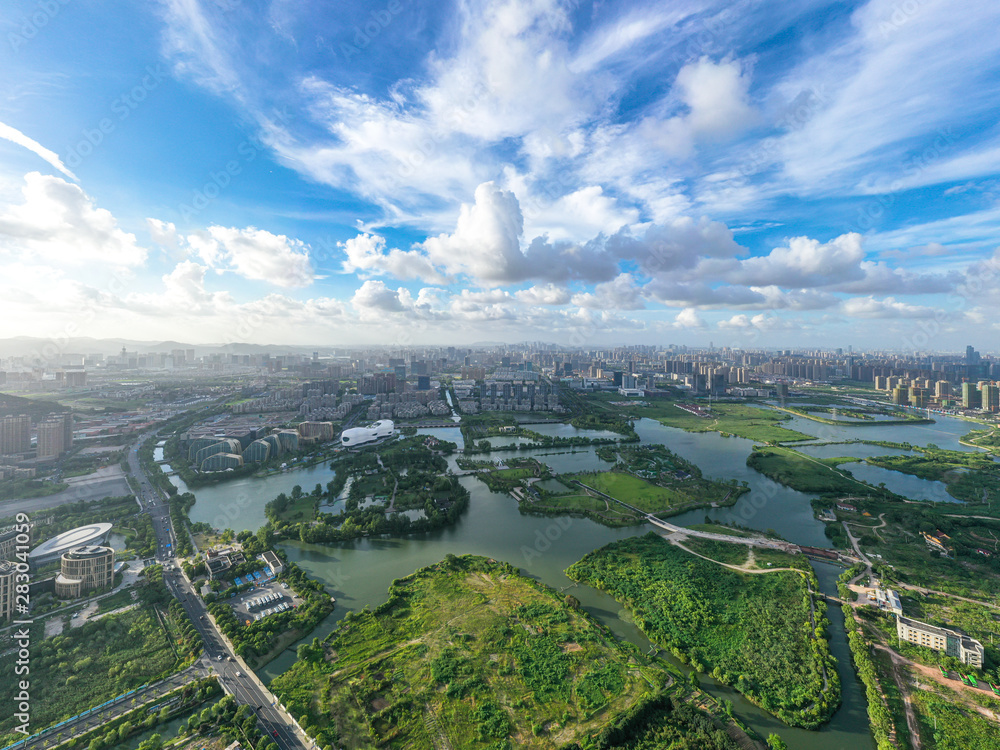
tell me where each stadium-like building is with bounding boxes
[340,420,395,447]
[29,523,113,567]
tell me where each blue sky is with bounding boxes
[1,0,999,350]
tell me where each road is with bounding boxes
[2,465,132,516]
[15,665,206,750]
[124,435,311,750]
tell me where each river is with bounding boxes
[166,409,985,749]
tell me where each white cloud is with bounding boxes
[0,172,146,266]
[672,308,705,329]
[840,296,938,319]
[339,233,448,283]
[0,121,78,181]
[186,225,314,288]
[147,218,180,250]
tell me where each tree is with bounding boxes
[564,595,580,609]
[766,733,789,750]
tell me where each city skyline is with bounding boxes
[2,1,1000,347]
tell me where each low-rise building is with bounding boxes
[896,615,984,667]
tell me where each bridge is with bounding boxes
[573,481,800,553]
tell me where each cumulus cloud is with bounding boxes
[339,233,448,283]
[186,225,314,288]
[351,279,406,314]
[0,172,146,266]
[673,308,704,328]
[572,274,644,310]
[639,57,758,157]
[147,218,180,249]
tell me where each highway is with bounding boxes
[124,435,310,750]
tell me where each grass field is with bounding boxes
[747,446,878,495]
[626,402,816,443]
[571,470,736,516]
[567,533,840,729]
[681,537,750,566]
[270,555,670,749]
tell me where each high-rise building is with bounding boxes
[982,383,1000,413]
[0,561,16,622]
[0,415,30,455]
[36,418,66,458]
[962,382,980,409]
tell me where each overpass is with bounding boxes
[573,481,800,553]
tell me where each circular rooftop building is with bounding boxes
[29,523,113,566]
[340,419,395,447]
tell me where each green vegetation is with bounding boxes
[0,391,67,420]
[37,677,222,750]
[680,538,750,566]
[0,476,67,500]
[625,401,816,443]
[570,470,739,516]
[567,534,839,729]
[961,427,1000,453]
[748,446,896,497]
[205,555,333,667]
[840,601,896,750]
[771,404,933,426]
[910,687,1000,750]
[272,554,675,748]
[568,693,740,750]
[0,569,201,745]
[263,438,471,544]
[819,495,1000,597]
[865,447,1000,504]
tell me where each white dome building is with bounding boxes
[340,420,395,447]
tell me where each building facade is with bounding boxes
[0,561,16,622]
[896,616,984,667]
[0,415,31,454]
[55,545,115,598]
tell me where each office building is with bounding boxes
[55,545,115,598]
[896,616,984,667]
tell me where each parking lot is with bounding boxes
[228,579,303,625]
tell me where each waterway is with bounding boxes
[168,409,986,750]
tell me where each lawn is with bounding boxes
[570,470,737,516]
[270,554,671,749]
[567,533,840,729]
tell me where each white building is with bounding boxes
[340,419,395,447]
